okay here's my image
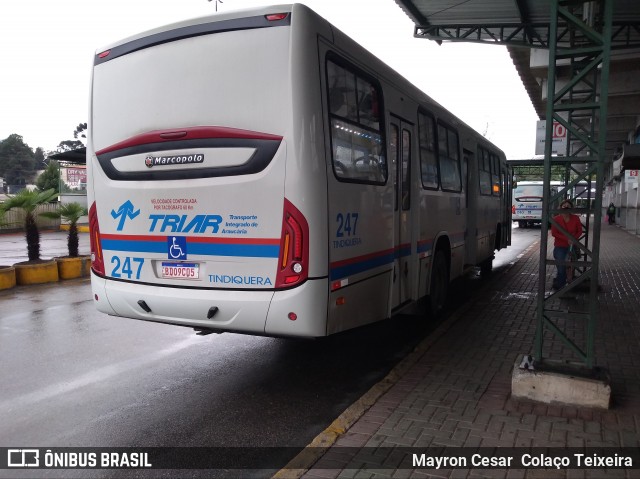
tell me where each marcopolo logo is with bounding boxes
[145,154,204,168]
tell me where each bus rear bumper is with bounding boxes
[91,272,328,337]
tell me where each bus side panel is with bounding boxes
[475,192,498,262]
[327,275,390,335]
[498,158,512,249]
[319,41,394,335]
[417,171,466,282]
[431,117,466,282]
[326,179,393,334]
[264,4,332,336]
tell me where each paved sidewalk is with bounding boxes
[297,224,640,478]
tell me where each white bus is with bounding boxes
[87,4,511,338]
[512,180,562,228]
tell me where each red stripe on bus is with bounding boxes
[95,126,283,155]
[100,233,279,245]
[189,236,280,245]
[101,233,166,242]
[330,248,395,269]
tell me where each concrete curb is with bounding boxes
[14,260,59,285]
[60,225,90,233]
[56,256,92,280]
[0,266,16,290]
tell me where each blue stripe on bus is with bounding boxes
[101,239,279,258]
[396,244,412,258]
[330,250,395,281]
[189,243,279,258]
[102,239,165,253]
[417,241,433,254]
[331,234,467,281]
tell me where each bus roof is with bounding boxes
[95,3,297,54]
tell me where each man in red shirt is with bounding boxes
[551,199,583,290]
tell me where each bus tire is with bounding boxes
[518,220,525,228]
[427,250,449,317]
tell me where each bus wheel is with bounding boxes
[427,250,449,317]
[518,221,525,228]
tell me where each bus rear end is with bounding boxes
[512,182,544,227]
[88,6,328,337]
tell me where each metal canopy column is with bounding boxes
[402,0,640,383]
[536,0,612,371]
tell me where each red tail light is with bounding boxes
[512,205,516,214]
[89,202,105,275]
[276,199,309,289]
[265,13,288,21]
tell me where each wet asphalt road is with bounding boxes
[0,226,539,478]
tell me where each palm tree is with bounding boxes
[2,188,58,262]
[41,202,88,257]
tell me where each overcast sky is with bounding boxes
[0,0,540,159]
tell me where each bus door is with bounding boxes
[390,118,413,309]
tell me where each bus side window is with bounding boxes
[418,111,438,189]
[329,88,346,115]
[357,78,380,129]
[327,61,357,120]
[438,123,461,192]
[478,147,491,195]
[491,153,500,196]
[327,57,386,184]
[402,129,411,211]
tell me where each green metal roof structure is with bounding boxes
[395,0,640,160]
[392,0,640,379]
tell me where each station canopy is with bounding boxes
[393,0,640,160]
[393,0,640,49]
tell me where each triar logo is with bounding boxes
[111,200,141,231]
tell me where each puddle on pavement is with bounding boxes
[503,292,536,300]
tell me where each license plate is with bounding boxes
[161,262,199,279]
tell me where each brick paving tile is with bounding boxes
[301,226,640,479]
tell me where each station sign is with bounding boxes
[535,120,568,156]
[624,169,639,184]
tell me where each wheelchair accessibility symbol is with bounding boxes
[168,236,187,260]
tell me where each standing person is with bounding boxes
[607,202,616,224]
[551,199,583,290]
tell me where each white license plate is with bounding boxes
[161,262,199,279]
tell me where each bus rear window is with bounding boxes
[514,186,544,201]
[91,27,290,153]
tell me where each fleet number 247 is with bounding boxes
[110,256,144,279]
